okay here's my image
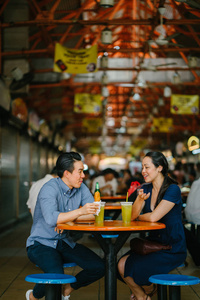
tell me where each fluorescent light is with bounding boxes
[192,148,200,155]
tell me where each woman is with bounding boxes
[118,151,187,300]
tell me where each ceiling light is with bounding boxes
[133,93,141,101]
[163,86,172,97]
[101,54,108,68]
[152,106,158,114]
[100,0,114,8]
[158,97,164,106]
[172,71,181,84]
[188,56,197,68]
[106,118,115,127]
[158,6,166,15]
[101,86,109,97]
[101,27,112,44]
[101,72,109,85]
[11,67,23,80]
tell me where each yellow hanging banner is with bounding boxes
[152,117,173,132]
[53,43,97,74]
[82,118,102,132]
[171,94,199,115]
[74,93,102,113]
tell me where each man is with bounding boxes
[91,168,118,196]
[26,152,105,300]
[26,166,58,217]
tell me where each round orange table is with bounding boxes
[105,203,121,210]
[101,195,127,202]
[58,220,165,300]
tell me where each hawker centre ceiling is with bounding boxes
[1,0,200,156]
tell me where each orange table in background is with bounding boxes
[58,220,165,300]
[101,195,127,202]
[105,203,121,210]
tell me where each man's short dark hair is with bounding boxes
[56,152,82,177]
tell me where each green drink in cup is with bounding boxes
[121,202,133,225]
[95,202,106,225]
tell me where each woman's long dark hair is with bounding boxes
[144,151,178,206]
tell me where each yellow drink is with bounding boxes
[121,202,133,225]
[95,203,105,225]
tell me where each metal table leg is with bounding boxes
[93,232,131,300]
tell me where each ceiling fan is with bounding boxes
[151,7,183,47]
[175,0,200,9]
[140,60,177,71]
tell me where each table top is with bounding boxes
[101,195,127,201]
[57,220,166,232]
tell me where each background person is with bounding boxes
[184,176,200,266]
[26,166,58,217]
[26,152,105,300]
[91,168,118,196]
[118,151,186,300]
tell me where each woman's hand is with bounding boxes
[137,189,150,202]
[131,189,150,220]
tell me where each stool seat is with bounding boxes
[149,274,200,286]
[63,262,77,268]
[149,274,200,300]
[25,273,77,284]
[36,262,77,268]
[101,234,119,238]
[25,273,76,300]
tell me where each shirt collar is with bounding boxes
[57,177,78,196]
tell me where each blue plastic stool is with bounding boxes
[101,234,119,238]
[25,273,76,300]
[149,274,200,300]
[36,262,77,268]
[63,262,77,268]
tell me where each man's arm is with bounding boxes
[57,202,99,224]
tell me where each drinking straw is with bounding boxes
[126,192,128,202]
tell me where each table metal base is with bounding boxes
[92,232,131,300]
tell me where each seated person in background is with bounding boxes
[83,169,92,189]
[91,168,118,196]
[184,176,200,225]
[195,162,200,179]
[117,169,143,195]
[183,169,196,188]
[26,152,105,300]
[184,176,200,266]
[118,151,186,300]
[26,166,58,217]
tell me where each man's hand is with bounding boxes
[54,227,64,234]
[80,202,100,215]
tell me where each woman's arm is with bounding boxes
[138,199,175,222]
[131,189,150,220]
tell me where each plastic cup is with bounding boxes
[121,202,133,225]
[95,202,105,225]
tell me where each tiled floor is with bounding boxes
[0,216,200,300]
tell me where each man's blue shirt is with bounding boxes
[26,177,94,249]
